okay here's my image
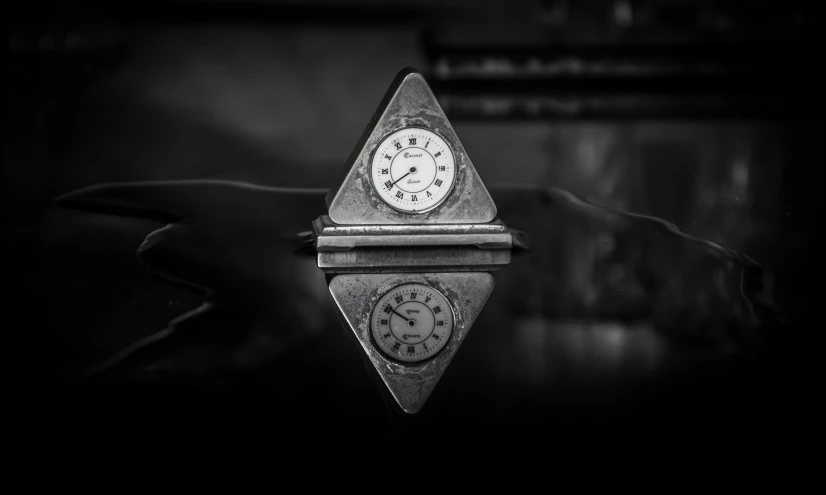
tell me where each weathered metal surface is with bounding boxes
[318,68,517,414]
[313,215,513,251]
[328,272,495,414]
[325,67,497,225]
[318,247,510,273]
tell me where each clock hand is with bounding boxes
[390,307,417,327]
[390,172,411,188]
[390,307,411,322]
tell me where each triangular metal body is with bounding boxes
[325,67,497,225]
[328,272,495,413]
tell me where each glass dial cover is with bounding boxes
[370,127,457,213]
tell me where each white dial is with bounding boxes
[370,283,455,364]
[370,127,457,213]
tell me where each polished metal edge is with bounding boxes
[313,215,514,251]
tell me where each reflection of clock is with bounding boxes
[370,128,456,214]
[370,283,454,363]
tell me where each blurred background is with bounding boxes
[5,0,822,438]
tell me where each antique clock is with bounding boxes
[314,67,520,413]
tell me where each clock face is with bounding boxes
[370,283,455,364]
[370,127,457,214]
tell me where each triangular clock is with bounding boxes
[313,67,520,413]
[325,67,497,225]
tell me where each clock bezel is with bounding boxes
[369,281,456,365]
[368,126,458,216]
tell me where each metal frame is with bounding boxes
[324,67,497,225]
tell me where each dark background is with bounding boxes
[5,0,822,441]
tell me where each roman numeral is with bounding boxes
[423,342,428,350]
[433,334,440,339]
[407,346,415,353]
[384,180,392,189]
[434,306,442,314]
[396,191,403,199]
[384,154,392,160]
[381,168,388,174]
[410,293,417,299]
[426,191,432,197]
[384,305,392,314]
[435,179,443,187]
[437,321,444,326]
[434,152,441,158]
[381,319,388,325]
[395,295,403,304]
[394,143,402,150]
[409,138,416,145]
[425,141,429,148]
[383,333,390,338]
[425,296,431,303]
[393,342,400,350]
[439,166,445,171]
[411,194,417,201]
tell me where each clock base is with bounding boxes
[312,214,521,274]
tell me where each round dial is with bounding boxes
[370,283,455,364]
[370,127,457,214]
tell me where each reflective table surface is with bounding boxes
[22,181,797,439]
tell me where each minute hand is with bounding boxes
[390,172,411,188]
[390,308,411,322]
